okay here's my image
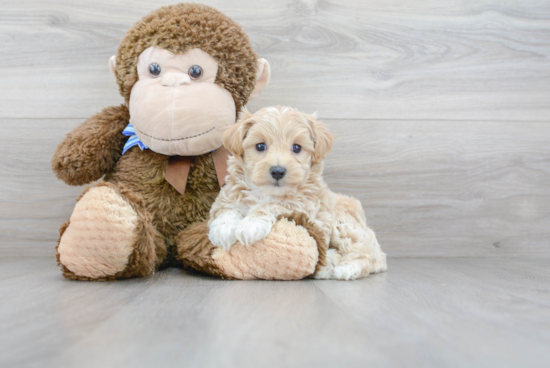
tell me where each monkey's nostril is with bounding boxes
[270,166,286,180]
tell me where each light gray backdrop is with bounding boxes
[1,0,549,258]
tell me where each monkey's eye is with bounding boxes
[188,65,203,80]
[256,143,267,152]
[149,63,161,77]
[292,144,302,154]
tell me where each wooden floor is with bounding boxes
[0,257,549,367]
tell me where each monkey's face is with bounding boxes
[128,47,236,156]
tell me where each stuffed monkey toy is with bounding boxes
[51,3,323,281]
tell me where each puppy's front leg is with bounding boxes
[208,210,244,251]
[234,212,277,247]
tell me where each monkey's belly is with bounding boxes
[106,148,220,242]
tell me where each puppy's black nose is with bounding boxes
[270,166,286,180]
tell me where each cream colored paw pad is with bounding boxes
[58,186,139,279]
[212,218,319,280]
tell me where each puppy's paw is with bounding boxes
[333,262,363,280]
[235,216,274,246]
[208,211,243,251]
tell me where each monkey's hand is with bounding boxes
[51,105,130,186]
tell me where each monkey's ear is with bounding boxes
[109,55,117,77]
[308,113,336,164]
[249,59,271,100]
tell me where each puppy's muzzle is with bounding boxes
[270,166,286,181]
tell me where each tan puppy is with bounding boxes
[208,106,387,280]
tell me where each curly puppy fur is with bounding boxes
[52,4,262,279]
[209,106,387,280]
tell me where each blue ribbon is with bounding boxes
[122,123,149,154]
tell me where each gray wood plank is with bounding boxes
[1,118,549,257]
[0,258,161,365]
[0,0,549,120]
[314,258,550,368]
[326,119,550,257]
[1,257,549,367]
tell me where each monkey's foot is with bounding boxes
[177,215,324,280]
[56,182,161,281]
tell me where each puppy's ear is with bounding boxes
[222,123,243,156]
[222,108,254,157]
[237,107,254,121]
[308,113,335,164]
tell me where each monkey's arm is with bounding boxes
[51,105,130,186]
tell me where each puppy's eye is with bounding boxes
[149,63,161,77]
[188,65,203,80]
[256,143,267,152]
[292,144,302,154]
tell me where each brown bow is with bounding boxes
[164,147,230,196]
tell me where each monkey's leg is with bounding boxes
[175,213,326,280]
[56,181,166,281]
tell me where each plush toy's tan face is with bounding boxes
[125,46,235,156]
[110,4,272,157]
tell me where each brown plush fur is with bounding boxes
[104,150,221,256]
[51,105,129,186]
[175,220,234,279]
